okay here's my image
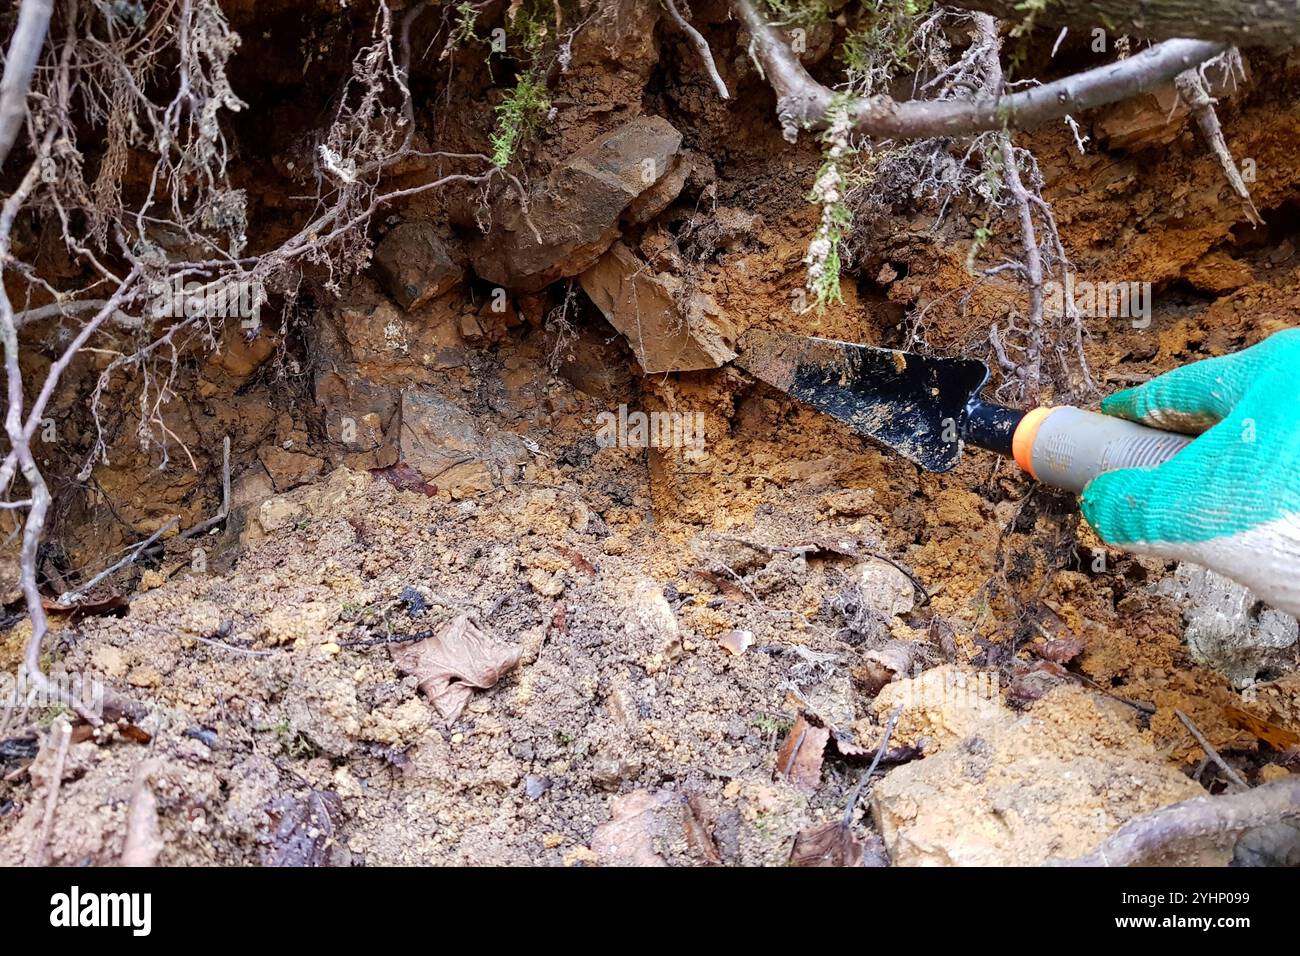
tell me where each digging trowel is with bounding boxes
[735,329,1192,493]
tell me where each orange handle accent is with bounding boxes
[1012,406,1055,479]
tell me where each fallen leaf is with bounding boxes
[1028,634,1084,664]
[789,821,888,867]
[391,614,521,722]
[856,640,921,696]
[683,794,721,865]
[42,594,129,617]
[830,734,923,764]
[556,546,596,575]
[774,714,830,794]
[119,723,153,744]
[259,790,346,867]
[369,462,437,497]
[590,790,675,866]
[1223,705,1300,749]
[1006,659,1071,706]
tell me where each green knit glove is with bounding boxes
[1080,329,1300,617]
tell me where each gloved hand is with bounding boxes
[1080,328,1300,618]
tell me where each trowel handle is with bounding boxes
[1011,406,1193,493]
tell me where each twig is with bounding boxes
[56,517,179,607]
[977,14,1045,401]
[842,704,903,828]
[191,634,278,657]
[1173,65,1262,226]
[120,763,163,866]
[179,435,232,540]
[340,628,435,649]
[1176,708,1249,792]
[662,0,730,100]
[26,717,71,866]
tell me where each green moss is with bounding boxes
[490,73,550,168]
[759,0,833,29]
[840,0,934,93]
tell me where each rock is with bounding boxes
[320,285,467,387]
[1182,251,1254,294]
[256,445,325,492]
[230,463,276,512]
[205,325,277,381]
[284,673,362,758]
[719,629,753,656]
[871,665,1005,751]
[591,754,644,790]
[569,0,660,76]
[579,241,736,373]
[469,117,683,292]
[313,370,400,470]
[858,558,916,618]
[399,390,531,498]
[624,151,690,225]
[870,682,1210,866]
[1156,564,1298,687]
[372,222,464,311]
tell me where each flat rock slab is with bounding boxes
[579,241,735,373]
[469,116,683,293]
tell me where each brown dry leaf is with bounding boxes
[369,462,438,497]
[42,594,129,617]
[830,734,923,764]
[789,821,889,867]
[774,714,830,794]
[683,794,721,865]
[857,640,921,696]
[590,790,675,866]
[1007,659,1072,706]
[1223,705,1300,749]
[556,546,596,575]
[259,790,346,867]
[1028,635,1084,664]
[391,614,521,722]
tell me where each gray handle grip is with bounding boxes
[1029,406,1193,493]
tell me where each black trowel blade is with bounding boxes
[735,330,990,472]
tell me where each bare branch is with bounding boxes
[662,0,730,100]
[1057,778,1300,866]
[13,299,140,329]
[947,0,1300,49]
[732,0,1225,141]
[0,0,53,170]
